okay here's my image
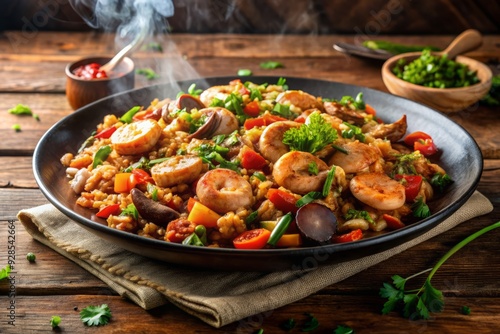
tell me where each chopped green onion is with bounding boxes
[342,122,365,142]
[148,157,170,168]
[92,145,112,169]
[8,104,32,115]
[0,264,11,280]
[26,252,36,262]
[237,69,252,76]
[301,313,319,332]
[183,232,205,246]
[120,203,139,220]
[50,315,61,328]
[272,103,294,119]
[267,212,293,246]
[460,305,471,315]
[252,171,266,182]
[260,60,283,69]
[147,183,158,201]
[332,144,348,154]
[11,124,21,132]
[119,106,141,123]
[245,210,259,224]
[78,133,96,153]
[276,77,288,90]
[188,83,203,97]
[322,166,336,197]
[136,68,159,80]
[296,191,322,208]
[249,88,263,101]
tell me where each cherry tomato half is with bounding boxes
[233,228,271,249]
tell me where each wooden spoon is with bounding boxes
[436,29,482,59]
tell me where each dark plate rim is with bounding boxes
[33,75,483,261]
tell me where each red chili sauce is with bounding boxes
[72,62,108,80]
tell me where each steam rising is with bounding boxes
[70,0,174,49]
[70,0,201,89]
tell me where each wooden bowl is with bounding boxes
[65,57,135,110]
[382,52,492,113]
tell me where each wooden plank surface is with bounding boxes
[0,31,499,333]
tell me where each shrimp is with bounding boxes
[199,85,232,106]
[276,90,324,112]
[196,168,254,214]
[70,168,91,194]
[314,112,343,133]
[110,119,162,155]
[329,140,382,174]
[362,115,407,142]
[151,155,203,187]
[349,172,405,210]
[272,151,330,195]
[258,121,301,163]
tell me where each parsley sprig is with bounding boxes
[282,112,337,154]
[344,208,375,224]
[80,304,112,326]
[380,221,500,320]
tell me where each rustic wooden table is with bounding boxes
[0,31,499,333]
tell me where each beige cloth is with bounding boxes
[17,191,492,328]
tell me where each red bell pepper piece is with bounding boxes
[94,126,117,139]
[244,114,288,130]
[96,204,121,218]
[383,214,406,230]
[332,229,363,243]
[267,188,298,214]
[240,147,267,170]
[243,101,261,117]
[131,169,155,185]
[394,174,423,203]
[404,131,438,156]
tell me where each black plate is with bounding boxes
[33,76,482,271]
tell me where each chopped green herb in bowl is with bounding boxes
[392,49,479,88]
[382,50,493,112]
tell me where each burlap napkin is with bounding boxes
[17,191,492,328]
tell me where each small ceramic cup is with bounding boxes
[65,56,135,110]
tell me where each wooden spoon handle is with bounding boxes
[442,29,482,59]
